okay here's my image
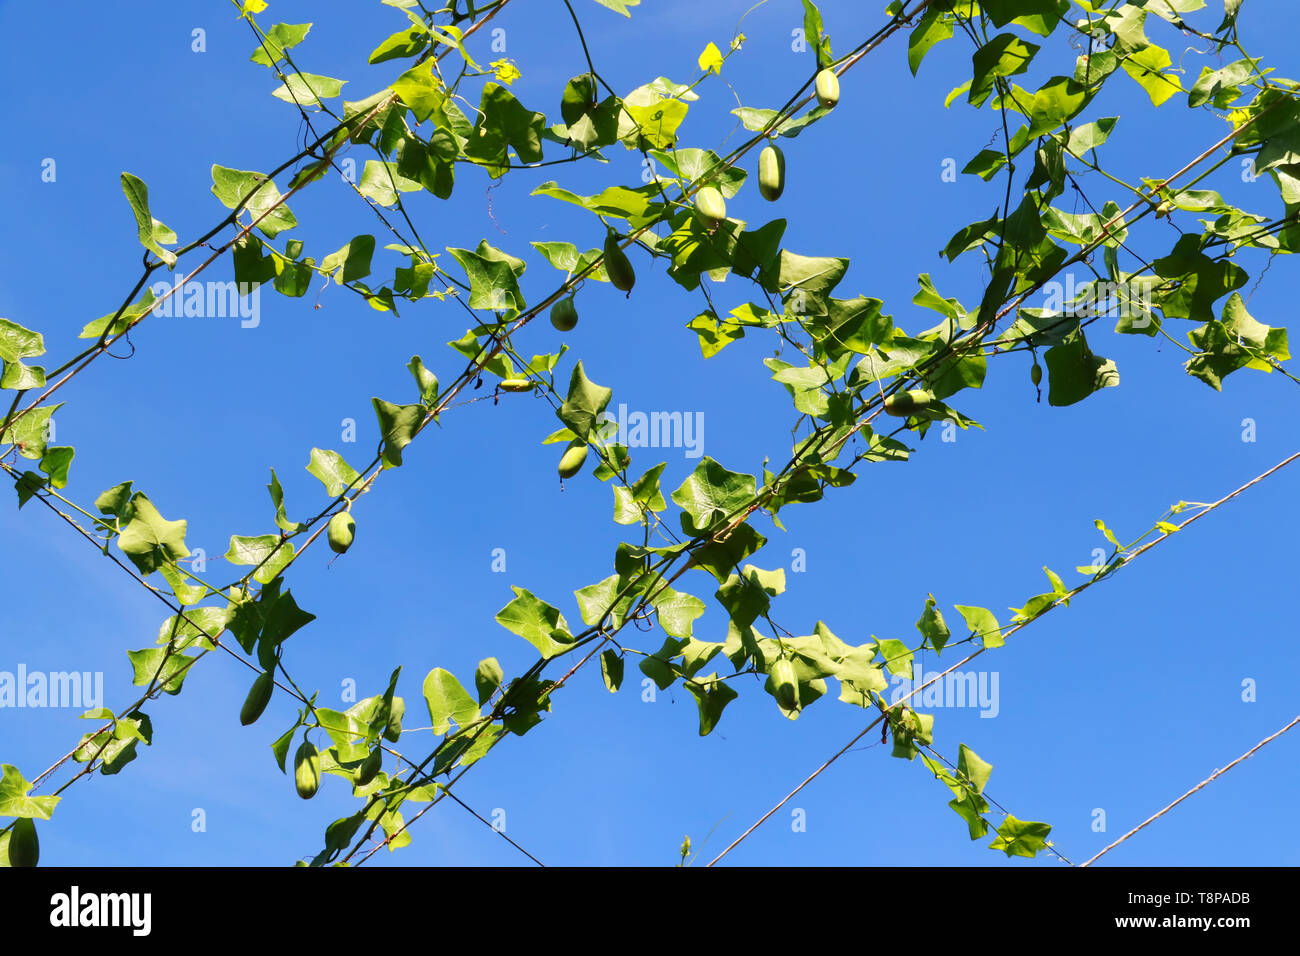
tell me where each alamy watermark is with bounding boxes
[148,278,261,328]
[1041,274,1155,324]
[0,665,103,709]
[889,669,999,718]
[598,403,705,459]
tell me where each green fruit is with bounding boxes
[383,697,405,743]
[328,511,355,555]
[5,818,39,867]
[550,296,579,331]
[770,659,798,710]
[758,144,786,201]
[815,68,840,109]
[239,670,274,727]
[1031,363,1043,386]
[558,441,589,479]
[694,185,727,226]
[603,233,636,294]
[354,748,382,787]
[498,378,535,392]
[294,740,321,800]
[883,389,936,418]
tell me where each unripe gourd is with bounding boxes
[294,740,321,800]
[883,388,936,418]
[5,818,38,867]
[498,378,535,392]
[603,233,636,294]
[239,670,274,726]
[354,748,382,787]
[1031,363,1043,386]
[694,185,727,227]
[550,296,579,331]
[558,441,589,479]
[327,511,355,554]
[770,659,798,710]
[758,144,786,201]
[815,68,840,109]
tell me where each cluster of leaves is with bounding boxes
[2,0,1296,866]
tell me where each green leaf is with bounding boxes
[618,80,691,150]
[650,585,706,639]
[989,814,1053,858]
[271,72,346,106]
[954,605,1004,649]
[225,534,295,585]
[557,361,612,441]
[909,5,953,75]
[155,607,228,651]
[957,744,993,793]
[463,82,545,176]
[685,674,739,736]
[38,446,74,489]
[267,469,305,534]
[446,246,524,311]
[1121,44,1179,107]
[126,648,194,696]
[320,235,376,283]
[494,587,574,659]
[0,765,60,819]
[600,650,624,692]
[357,160,421,208]
[372,398,424,468]
[1044,332,1119,406]
[211,165,299,239]
[249,22,312,66]
[0,402,57,461]
[969,34,1040,108]
[422,668,482,735]
[369,24,430,64]
[916,595,951,652]
[475,658,504,705]
[592,0,640,15]
[407,356,439,407]
[982,0,1069,36]
[118,493,190,575]
[0,318,44,364]
[120,173,177,267]
[307,448,362,497]
[671,457,756,536]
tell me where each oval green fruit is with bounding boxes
[558,442,589,479]
[239,670,274,726]
[6,818,38,868]
[770,659,798,710]
[815,68,840,109]
[354,748,382,787]
[758,144,786,201]
[603,234,636,294]
[498,378,535,392]
[294,740,321,800]
[550,296,579,332]
[383,697,405,743]
[327,511,355,555]
[1031,363,1043,386]
[694,185,727,226]
[883,389,936,418]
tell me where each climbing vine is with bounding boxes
[1,0,1297,867]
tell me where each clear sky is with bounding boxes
[1,0,1297,867]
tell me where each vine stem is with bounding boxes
[1077,713,1300,867]
[705,446,1300,867]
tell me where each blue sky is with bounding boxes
[1,0,1298,867]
